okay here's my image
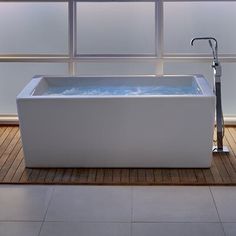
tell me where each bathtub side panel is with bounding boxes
[17,96,215,168]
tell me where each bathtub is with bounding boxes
[17,75,215,168]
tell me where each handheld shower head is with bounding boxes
[190,37,218,63]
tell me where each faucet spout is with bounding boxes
[191,37,218,63]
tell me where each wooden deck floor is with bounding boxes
[0,125,236,185]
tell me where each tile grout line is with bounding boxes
[37,221,44,236]
[37,186,56,236]
[209,187,227,236]
[128,221,224,224]
[131,186,134,236]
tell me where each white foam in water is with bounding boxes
[43,85,202,96]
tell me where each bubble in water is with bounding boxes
[43,85,201,96]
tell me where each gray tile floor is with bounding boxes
[0,186,235,236]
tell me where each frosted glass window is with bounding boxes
[0,63,68,115]
[77,2,156,55]
[76,62,158,76]
[164,62,236,116]
[0,3,68,54]
[220,63,236,116]
[164,2,236,54]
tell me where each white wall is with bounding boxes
[0,1,235,117]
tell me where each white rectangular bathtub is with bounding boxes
[17,75,215,168]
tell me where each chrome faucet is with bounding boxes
[191,37,219,64]
[191,37,229,153]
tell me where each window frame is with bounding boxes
[0,0,236,76]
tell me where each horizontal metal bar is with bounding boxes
[76,0,156,2]
[1,53,236,59]
[1,56,236,63]
[164,53,236,58]
[0,0,67,2]
[163,56,236,63]
[72,57,160,63]
[77,53,157,57]
[163,0,236,2]
[0,54,69,57]
[0,0,233,1]
[0,0,156,2]
[0,57,69,63]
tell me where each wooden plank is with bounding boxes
[170,169,180,184]
[1,130,20,156]
[137,169,146,183]
[130,169,138,184]
[220,152,236,182]
[229,127,236,143]
[0,127,12,146]
[103,169,113,183]
[36,169,49,183]
[53,169,65,183]
[95,169,104,183]
[179,169,188,184]
[153,169,162,184]
[226,128,236,157]
[11,159,25,183]
[187,169,197,183]
[78,168,89,183]
[44,169,57,183]
[194,169,206,184]
[121,169,129,184]
[202,168,214,184]
[0,127,6,138]
[62,168,73,182]
[0,127,17,157]
[0,137,21,181]
[179,169,197,184]
[87,168,97,183]
[28,169,41,182]
[145,169,155,183]
[70,169,80,182]
[112,169,121,183]
[20,168,33,183]
[224,136,236,172]
[3,148,23,183]
[210,155,223,183]
[213,153,231,183]
[162,169,172,184]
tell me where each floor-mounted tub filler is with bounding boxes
[17,75,215,168]
[191,36,229,153]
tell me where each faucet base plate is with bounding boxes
[212,146,229,153]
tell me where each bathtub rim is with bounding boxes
[16,74,214,100]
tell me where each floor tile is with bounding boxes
[132,223,225,236]
[0,185,53,221]
[223,223,236,236]
[211,187,236,222]
[133,187,219,222]
[46,186,132,222]
[39,222,130,236]
[0,222,42,236]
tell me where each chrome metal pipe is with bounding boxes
[191,37,229,153]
